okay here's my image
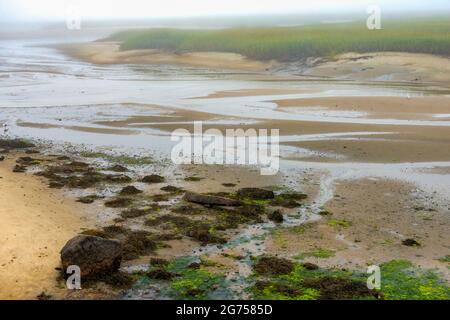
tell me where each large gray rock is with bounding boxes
[60,235,122,278]
[183,192,241,206]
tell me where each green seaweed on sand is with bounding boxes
[294,248,336,260]
[437,255,450,263]
[145,215,226,245]
[271,229,289,249]
[80,151,153,165]
[137,256,227,299]
[122,230,158,260]
[251,262,377,300]
[251,259,450,300]
[379,260,450,300]
[166,258,226,300]
[327,219,352,228]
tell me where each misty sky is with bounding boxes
[1,0,449,22]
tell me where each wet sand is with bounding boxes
[265,178,450,280]
[0,155,91,299]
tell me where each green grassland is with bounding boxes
[107,18,450,61]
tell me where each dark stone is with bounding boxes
[222,183,237,187]
[268,210,284,223]
[60,235,122,278]
[141,174,165,183]
[160,185,183,193]
[13,164,27,173]
[104,197,133,208]
[49,181,65,189]
[402,238,421,247]
[77,195,101,204]
[301,262,319,270]
[119,185,143,196]
[147,269,176,280]
[188,262,201,269]
[105,174,132,184]
[237,188,275,200]
[183,191,241,206]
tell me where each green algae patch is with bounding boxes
[327,219,352,228]
[253,280,320,300]
[251,259,450,300]
[80,151,154,165]
[156,256,227,299]
[169,268,225,299]
[251,264,376,300]
[294,248,336,260]
[271,229,289,249]
[380,260,450,300]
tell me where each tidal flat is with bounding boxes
[0,24,449,299]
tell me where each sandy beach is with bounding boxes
[0,155,91,299]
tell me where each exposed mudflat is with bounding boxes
[0,36,449,299]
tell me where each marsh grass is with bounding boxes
[107,18,450,61]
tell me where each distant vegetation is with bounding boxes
[107,18,450,61]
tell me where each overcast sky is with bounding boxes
[1,0,449,22]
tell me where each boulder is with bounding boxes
[236,188,274,200]
[119,185,143,196]
[402,238,421,247]
[268,210,284,223]
[60,235,122,278]
[12,164,27,173]
[141,174,165,183]
[301,262,319,270]
[183,191,241,206]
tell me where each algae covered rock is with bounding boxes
[60,235,122,278]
